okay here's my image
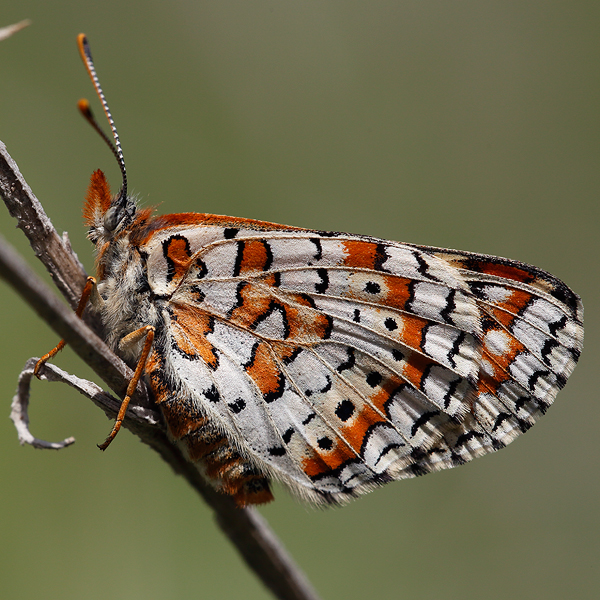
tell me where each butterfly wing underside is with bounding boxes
[143,224,583,504]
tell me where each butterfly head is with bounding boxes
[76,34,135,244]
[83,169,137,244]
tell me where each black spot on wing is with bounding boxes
[454,429,485,449]
[468,281,487,300]
[514,394,530,412]
[404,280,417,313]
[410,410,441,437]
[243,342,260,369]
[481,315,497,333]
[492,412,512,432]
[263,240,273,271]
[335,399,355,422]
[317,437,333,450]
[319,375,332,394]
[282,428,294,444]
[228,398,246,414]
[227,281,249,317]
[536,398,550,415]
[527,369,550,392]
[323,315,334,339]
[373,243,390,272]
[268,446,286,456]
[439,289,457,326]
[204,385,220,403]
[315,268,329,293]
[548,315,568,337]
[384,317,398,331]
[442,376,462,409]
[364,281,381,294]
[447,331,467,369]
[391,348,404,362]
[540,338,559,366]
[413,250,440,281]
[336,347,356,373]
[233,240,245,277]
[366,371,383,387]
[302,413,316,425]
[310,238,323,261]
[516,418,533,433]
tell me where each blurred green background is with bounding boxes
[1,2,598,599]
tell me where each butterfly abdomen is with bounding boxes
[145,348,273,505]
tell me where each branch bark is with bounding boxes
[0,141,320,600]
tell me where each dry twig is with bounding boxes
[0,19,31,42]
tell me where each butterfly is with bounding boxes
[35,34,584,507]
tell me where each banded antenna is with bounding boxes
[76,33,128,205]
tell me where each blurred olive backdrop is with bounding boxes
[1,2,598,599]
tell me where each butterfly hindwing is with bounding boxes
[133,224,582,504]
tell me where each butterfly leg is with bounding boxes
[34,276,101,376]
[98,325,155,450]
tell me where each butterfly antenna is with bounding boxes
[76,33,128,204]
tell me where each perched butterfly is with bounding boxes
[36,35,583,507]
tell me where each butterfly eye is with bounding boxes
[103,206,120,232]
